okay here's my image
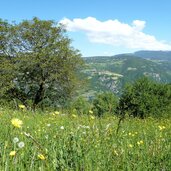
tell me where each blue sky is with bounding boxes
[1,0,171,56]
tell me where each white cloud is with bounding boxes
[60,17,171,50]
[132,20,146,31]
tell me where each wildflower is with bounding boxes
[60,126,64,130]
[47,124,51,127]
[158,125,166,131]
[9,151,16,156]
[89,110,93,114]
[18,141,25,148]
[38,154,46,160]
[11,118,23,128]
[128,144,133,148]
[90,115,95,120]
[137,140,144,146]
[140,140,143,144]
[54,111,60,115]
[72,114,77,118]
[113,150,118,156]
[18,104,26,109]
[128,132,132,136]
[13,137,19,143]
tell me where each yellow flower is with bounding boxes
[90,115,95,120]
[9,151,16,156]
[18,104,26,109]
[158,125,166,131]
[140,140,143,144]
[137,140,144,146]
[54,111,60,115]
[128,144,133,148]
[72,114,77,118]
[38,154,46,160]
[89,110,93,114]
[113,150,119,156]
[11,118,23,128]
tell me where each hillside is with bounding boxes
[134,50,171,61]
[81,52,171,98]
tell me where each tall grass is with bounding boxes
[0,107,170,170]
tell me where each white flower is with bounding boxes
[13,137,19,143]
[60,126,64,130]
[47,124,51,127]
[18,141,25,148]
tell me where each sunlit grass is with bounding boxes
[0,107,170,170]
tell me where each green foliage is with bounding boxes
[0,18,84,109]
[118,77,171,118]
[0,108,170,170]
[70,97,91,115]
[83,54,171,97]
[134,50,171,61]
[92,92,118,117]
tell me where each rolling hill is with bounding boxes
[134,50,171,61]
[81,51,171,98]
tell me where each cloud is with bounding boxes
[132,20,146,31]
[60,17,171,50]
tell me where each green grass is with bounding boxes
[0,108,171,171]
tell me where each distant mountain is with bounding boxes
[134,50,171,61]
[81,52,171,98]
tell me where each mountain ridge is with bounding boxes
[81,50,171,98]
[84,50,171,61]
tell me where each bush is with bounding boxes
[70,97,91,115]
[118,77,171,118]
[92,92,118,117]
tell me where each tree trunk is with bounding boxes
[32,82,45,111]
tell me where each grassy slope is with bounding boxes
[0,108,171,170]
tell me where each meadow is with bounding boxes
[0,107,170,171]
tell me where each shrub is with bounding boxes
[92,92,118,117]
[70,97,91,115]
[118,77,171,118]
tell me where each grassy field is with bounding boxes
[0,108,171,171]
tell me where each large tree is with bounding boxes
[0,17,84,109]
[118,77,171,118]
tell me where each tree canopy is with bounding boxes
[118,77,171,118]
[92,92,118,117]
[0,17,84,109]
